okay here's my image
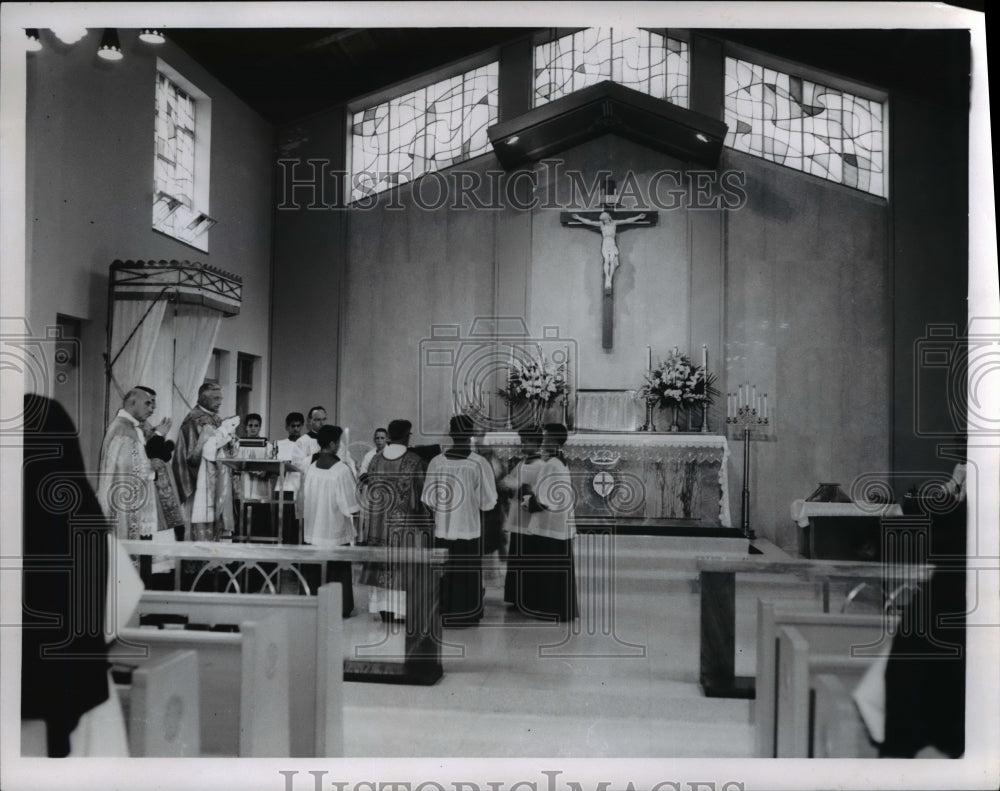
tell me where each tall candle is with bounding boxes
[646,345,652,372]
[702,344,708,371]
[763,393,768,420]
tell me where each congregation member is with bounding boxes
[359,426,388,475]
[358,419,428,623]
[521,423,578,622]
[22,395,126,757]
[422,415,498,626]
[173,382,224,534]
[96,386,164,540]
[298,424,360,617]
[499,424,545,611]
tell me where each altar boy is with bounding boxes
[521,423,578,622]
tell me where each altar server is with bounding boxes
[521,423,578,622]
[499,424,545,610]
[298,424,360,616]
[422,415,498,626]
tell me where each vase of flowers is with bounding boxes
[638,348,719,432]
[498,351,568,428]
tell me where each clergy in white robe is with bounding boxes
[190,415,240,540]
[298,424,360,616]
[422,415,498,626]
[96,387,159,540]
[521,423,578,622]
[499,424,545,610]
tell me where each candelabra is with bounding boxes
[726,384,769,540]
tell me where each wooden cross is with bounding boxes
[560,180,657,349]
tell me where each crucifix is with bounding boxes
[560,178,658,349]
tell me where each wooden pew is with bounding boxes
[126,583,343,758]
[754,600,891,756]
[114,649,201,756]
[773,623,881,757]
[121,539,446,687]
[112,611,290,757]
[812,673,879,758]
[696,555,928,698]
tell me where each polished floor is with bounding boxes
[336,534,830,758]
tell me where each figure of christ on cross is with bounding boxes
[561,207,658,349]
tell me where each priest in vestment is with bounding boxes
[173,382,223,538]
[189,415,240,540]
[96,386,161,540]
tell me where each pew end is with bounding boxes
[120,649,201,757]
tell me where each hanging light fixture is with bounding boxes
[25,29,42,52]
[139,29,165,45]
[51,26,88,45]
[97,28,123,61]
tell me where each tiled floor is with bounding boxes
[337,535,830,758]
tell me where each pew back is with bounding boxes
[774,624,878,757]
[813,673,879,758]
[123,649,200,757]
[115,613,290,756]
[755,600,889,757]
[128,585,343,757]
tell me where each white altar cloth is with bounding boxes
[485,432,732,527]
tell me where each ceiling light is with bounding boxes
[139,29,165,45]
[97,28,123,61]
[51,26,88,45]
[25,29,42,52]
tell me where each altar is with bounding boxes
[484,432,732,528]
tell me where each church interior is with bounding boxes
[7,7,997,785]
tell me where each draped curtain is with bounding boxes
[106,261,241,440]
[170,305,222,424]
[107,299,168,408]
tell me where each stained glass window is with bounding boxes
[724,56,886,197]
[350,61,499,202]
[154,71,196,213]
[534,28,689,108]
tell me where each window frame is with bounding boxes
[153,58,213,251]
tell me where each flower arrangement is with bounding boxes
[498,352,568,406]
[639,348,719,409]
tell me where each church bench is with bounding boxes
[121,540,446,688]
[112,612,290,757]
[113,649,201,757]
[773,623,881,758]
[812,673,879,758]
[754,599,890,756]
[125,584,342,758]
[696,556,927,698]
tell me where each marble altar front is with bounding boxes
[484,432,731,527]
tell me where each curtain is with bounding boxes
[171,304,222,422]
[106,299,168,419]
